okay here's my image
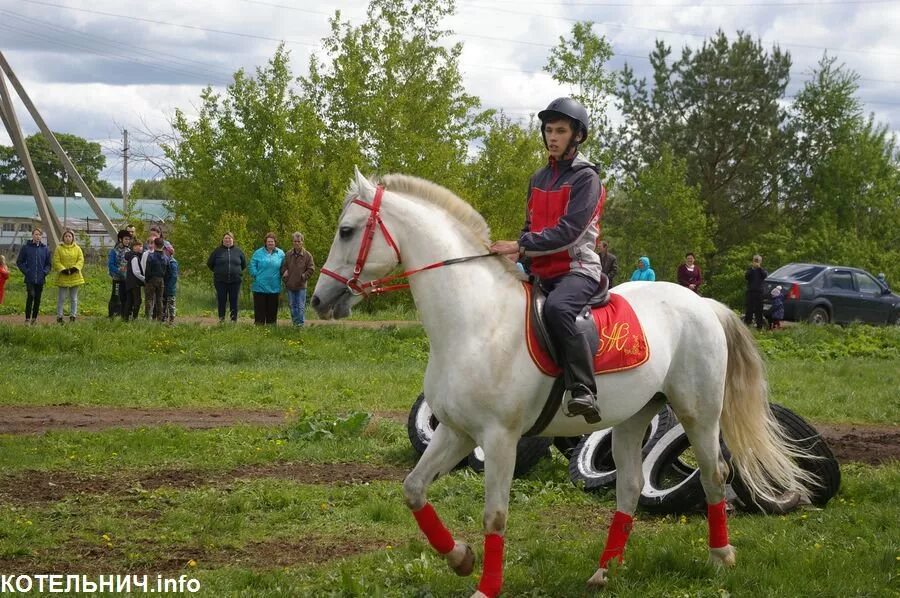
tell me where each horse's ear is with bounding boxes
[354,166,376,202]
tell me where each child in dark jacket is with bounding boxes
[769,285,785,329]
[163,245,178,325]
[123,241,145,321]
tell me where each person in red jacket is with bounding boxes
[676,252,703,293]
[491,97,605,423]
[0,255,9,305]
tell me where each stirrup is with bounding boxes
[563,392,602,424]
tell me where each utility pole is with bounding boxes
[122,128,128,212]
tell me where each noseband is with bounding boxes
[320,185,494,297]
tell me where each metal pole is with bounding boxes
[123,128,128,212]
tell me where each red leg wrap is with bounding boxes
[708,500,729,548]
[477,533,504,598]
[412,503,455,554]
[599,511,634,568]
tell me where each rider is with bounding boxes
[491,97,605,423]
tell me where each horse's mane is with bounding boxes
[347,173,523,278]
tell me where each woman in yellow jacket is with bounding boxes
[52,229,85,323]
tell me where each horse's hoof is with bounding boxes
[586,568,609,591]
[448,542,475,577]
[709,545,737,568]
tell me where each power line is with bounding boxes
[458,1,900,58]
[0,9,240,82]
[16,0,322,47]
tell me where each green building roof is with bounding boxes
[0,194,170,222]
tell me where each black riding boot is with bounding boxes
[561,332,601,423]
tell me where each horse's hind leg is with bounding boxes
[588,399,661,590]
[679,415,736,568]
[403,423,477,576]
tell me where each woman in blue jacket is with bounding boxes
[16,228,51,324]
[630,256,656,282]
[248,232,285,325]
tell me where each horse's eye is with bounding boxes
[339,226,354,240]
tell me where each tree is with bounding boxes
[129,178,172,200]
[544,21,616,168]
[0,132,112,196]
[464,113,544,241]
[616,32,792,254]
[301,0,490,191]
[603,146,714,284]
[164,46,325,268]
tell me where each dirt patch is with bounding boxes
[0,405,289,435]
[0,462,409,504]
[815,422,900,465]
[0,534,402,575]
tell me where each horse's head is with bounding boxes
[311,167,402,319]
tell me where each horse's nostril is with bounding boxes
[311,295,320,307]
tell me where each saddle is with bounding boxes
[522,277,650,436]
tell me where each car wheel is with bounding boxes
[730,403,841,513]
[467,437,553,478]
[808,307,830,324]
[406,393,468,470]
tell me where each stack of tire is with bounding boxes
[568,403,841,514]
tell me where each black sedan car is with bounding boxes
[764,263,900,325]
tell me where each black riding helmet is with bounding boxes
[538,97,590,155]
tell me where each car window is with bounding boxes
[854,272,882,295]
[827,271,855,291]
[769,264,824,282]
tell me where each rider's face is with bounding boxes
[544,119,576,160]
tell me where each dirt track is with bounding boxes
[0,405,895,466]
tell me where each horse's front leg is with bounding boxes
[471,428,518,598]
[403,423,477,576]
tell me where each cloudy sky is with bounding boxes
[1,0,897,190]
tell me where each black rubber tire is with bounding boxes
[407,393,438,456]
[568,407,675,493]
[467,436,554,478]
[730,403,841,513]
[638,423,708,513]
[808,306,830,324]
[553,436,585,460]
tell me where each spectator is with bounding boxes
[16,227,51,325]
[744,254,768,330]
[769,285,785,330]
[163,245,178,325]
[52,228,85,324]
[280,232,315,327]
[141,226,173,318]
[596,240,618,286]
[144,237,170,321]
[0,255,9,305]
[123,240,145,322]
[248,232,285,325]
[107,229,131,319]
[676,252,703,293]
[630,256,656,282]
[207,232,247,323]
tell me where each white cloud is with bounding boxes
[0,0,896,187]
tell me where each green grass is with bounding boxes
[0,310,897,595]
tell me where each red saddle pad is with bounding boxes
[524,284,650,377]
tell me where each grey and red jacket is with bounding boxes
[517,153,605,282]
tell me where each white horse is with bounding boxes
[311,169,815,597]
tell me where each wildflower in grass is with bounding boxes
[679,515,687,525]
[187,559,197,568]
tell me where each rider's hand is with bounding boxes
[490,240,519,255]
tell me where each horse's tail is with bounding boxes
[707,299,817,503]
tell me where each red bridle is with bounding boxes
[319,185,493,297]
